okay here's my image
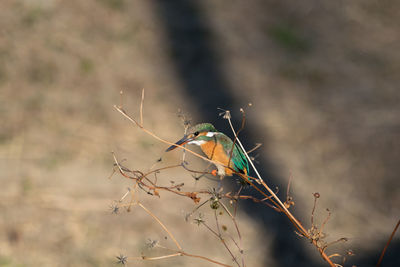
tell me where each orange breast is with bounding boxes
[200,141,234,176]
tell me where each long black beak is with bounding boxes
[166,135,192,152]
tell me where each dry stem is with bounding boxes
[376,219,400,267]
[138,202,182,250]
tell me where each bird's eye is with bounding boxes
[194,131,199,136]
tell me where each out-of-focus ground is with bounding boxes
[1,0,399,266]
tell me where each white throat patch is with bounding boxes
[205,132,218,137]
[188,140,206,146]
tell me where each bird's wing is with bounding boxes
[218,133,249,174]
[232,143,249,174]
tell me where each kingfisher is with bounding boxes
[166,123,249,177]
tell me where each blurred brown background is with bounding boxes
[1,0,399,266]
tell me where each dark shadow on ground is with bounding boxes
[348,240,400,267]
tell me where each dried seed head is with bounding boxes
[313,192,320,198]
[177,109,192,128]
[194,213,205,226]
[110,203,120,214]
[116,254,127,265]
[218,109,231,119]
[210,199,220,210]
[146,238,159,249]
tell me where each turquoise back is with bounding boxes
[218,133,249,175]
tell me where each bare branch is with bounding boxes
[246,143,262,154]
[377,219,400,267]
[311,192,320,227]
[138,203,182,250]
[319,208,331,237]
[180,251,233,267]
[130,253,181,261]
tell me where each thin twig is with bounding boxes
[180,251,233,267]
[286,172,292,199]
[319,208,331,237]
[130,250,233,267]
[181,117,190,163]
[111,152,126,175]
[219,201,244,266]
[284,172,294,208]
[311,193,319,227]
[246,143,262,154]
[119,188,131,202]
[227,194,278,210]
[323,238,348,251]
[114,162,207,203]
[140,88,144,127]
[202,221,221,238]
[130,253,181,261]
[138,202,182,250]
[214,210,240,267]
[219,202,242,241]
[233,186,243,217]
[119,90,124,108]
[376,219,400,267]
[113,154,201,200]
[186,199,211,220]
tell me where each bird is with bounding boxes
[166,123,249,178]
